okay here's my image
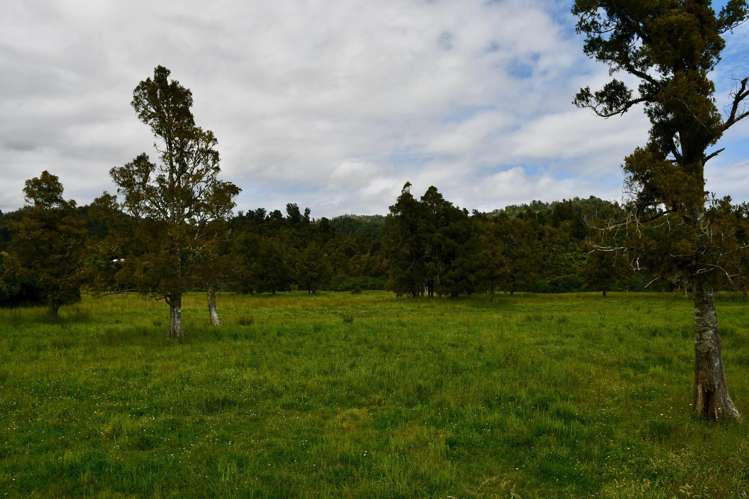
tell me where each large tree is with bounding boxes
[111,66,239,338]
[384,183,427,297]
[573,0,748,420]
[10,171,86,317]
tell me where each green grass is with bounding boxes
[1,292,748,498]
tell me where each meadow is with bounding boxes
[1,291,748,498]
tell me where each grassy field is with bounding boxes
[0,292,748,498]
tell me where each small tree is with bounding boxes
[573,1,749,420]
[10,171,86,317]
[584,216,629,297]
[583,250,624,297]
[295,242,332,294]
[111,66,239,338]
[195,216,238,327]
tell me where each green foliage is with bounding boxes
[109,66,240,336]
[5,171,86,315]
[232,233,293,294]
[1,292,748,497]
[573,0,749,290]
[2,187,741,303]
[295,242,332,294]
[384,183,426,297]
[384,184,480,297]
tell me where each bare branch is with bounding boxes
[722,77,749,131]
[696,264,738,287]
[704,148,725,163]
[588,245,626,254]
[644,276,660,289]
[623,62,660,88]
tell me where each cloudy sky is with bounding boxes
[1,0,748,216]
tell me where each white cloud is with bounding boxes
[707,161,749,201]
[0,0,746,216]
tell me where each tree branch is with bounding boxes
[623,62,660,88]
[586,97,649,118]
[722,77,749,131]
[704,148,725,163]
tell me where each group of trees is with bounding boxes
[0,66,240,338]
[2,177,747,315]
[228,208,386,295]
[0,2,748,421]
[12,173,740,316]
[383,185,749,299]
[384,184,480,298]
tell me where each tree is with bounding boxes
[497,215,540,294]
[232,233,292,294]
[10,171,86,316]
[193,183,240,327]
[295,242,332,294]
[737,204,749,299]
[384,183,427,297]
[111,66,239,338]
[573,0,749,420]
[584,210,630,297]
[476,215,508,296]
[384,184,481,298]
[82,193,138,293]
[583,250,623,297]
[421,188,480,297]
[197,221,236,326]
[0,252,19,305]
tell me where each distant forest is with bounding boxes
[2,183,746,307]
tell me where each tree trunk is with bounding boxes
[169,293,183,339]
[48,302,60,318]
[602,289,608,298]
[208,288,220,327]
[693,279,740,421]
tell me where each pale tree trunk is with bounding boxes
[169,293,183,339]
[208,288,220,326]
[693,279,740,421]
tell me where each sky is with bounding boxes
[1,0,748,217]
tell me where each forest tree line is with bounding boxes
[2,176,748,310]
